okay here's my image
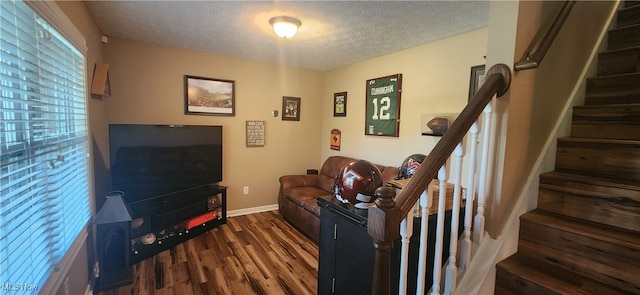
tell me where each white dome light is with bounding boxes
[269,16,301,39]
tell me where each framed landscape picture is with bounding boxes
[184,75,235,116]
[365,74,402,137]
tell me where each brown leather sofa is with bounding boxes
[278,155,399,243]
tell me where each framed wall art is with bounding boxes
[330,129,341,150]
[468,65,486,102]
[246,120,265,147]
[184,75,235,116]
[282,96,301,121]
[365,73,402,137]
[333,92,347,117]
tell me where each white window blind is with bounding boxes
[0,0,91,293]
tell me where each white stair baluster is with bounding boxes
[429,166,447,295]
[474,103,493,243]
[398,200,416,295]
[459,122,479,271]
[415,188,431,295]
[444,143,465,294]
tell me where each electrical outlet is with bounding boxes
[243,186,249,195]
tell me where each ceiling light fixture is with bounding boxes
[269,16,301,39]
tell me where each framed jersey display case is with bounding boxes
[365,74,402,137]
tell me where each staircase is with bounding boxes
[495,2,640,294]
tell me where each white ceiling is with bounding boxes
[83,1,490,71]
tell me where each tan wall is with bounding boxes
[102,38,324,211]
[321,29,488,168]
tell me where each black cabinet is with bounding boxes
[317,195,461,295]
[127,184,227,264]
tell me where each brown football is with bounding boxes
[427,117,449,135]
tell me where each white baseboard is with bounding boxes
[227,204,279,217]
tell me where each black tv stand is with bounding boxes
[126,184,227,264]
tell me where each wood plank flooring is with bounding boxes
[96,210,318,295]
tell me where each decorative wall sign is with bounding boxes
[330,129,341,151]
[365,74,402,137]
[333,92,347,117]
[282,96,301,121]
[91,62,110,96]
[468,65,486,102]
[246,120,265,147]
[184,75,235,116]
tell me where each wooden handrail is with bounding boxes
[515,1,576,71]
[367,63,511,295]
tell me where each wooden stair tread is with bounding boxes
[496,253,628,295]
[521,209,640,248]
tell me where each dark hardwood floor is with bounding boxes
[97,210,318,295]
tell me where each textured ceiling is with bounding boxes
[83,1,490,71]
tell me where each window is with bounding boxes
[1,0,91,293]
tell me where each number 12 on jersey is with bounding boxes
[365,74,402,137]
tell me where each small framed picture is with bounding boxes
[468,65,486,102]
[184,75,235,116]
[333,92,347,117]
[282,96,301,121]
[330,129,341,150]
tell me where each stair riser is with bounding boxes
[555,140,640,181]
[571,105,640,140]
[518,223,640,293]
[597,48,640,76]
[538,185,640,232]
[617,3,640,27]
[495,268,562,295]
[585,74,640,105]
[608,24,640,50]
[496,253,629,295]
[571,122,640,140]
[624,1,640,8]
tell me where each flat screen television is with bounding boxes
[109,124,223,204]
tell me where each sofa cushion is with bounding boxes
[283,186,330,207]
[301,198,321,216]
